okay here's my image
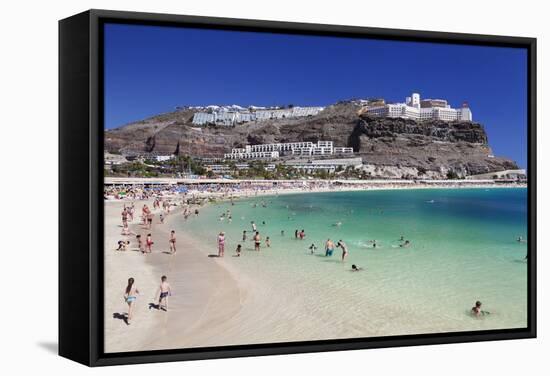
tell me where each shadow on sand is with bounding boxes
[113,312,128,325]
[208,254,220,258]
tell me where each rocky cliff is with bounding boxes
[104,102,518,178]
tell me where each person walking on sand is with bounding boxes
[218,232,225,257]
[158,276,171,311]
[121,207,128,228]
[337,240,349,261]
[136,234,144,254]
[146,233,153,253]
[266,236,271,248]
[124,277,139,325]
[254,232,261,251]
[169,230,176,254]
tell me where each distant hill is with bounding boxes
[104,102,518,178]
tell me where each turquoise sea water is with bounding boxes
[178,188,528,340]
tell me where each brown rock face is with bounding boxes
[104,102,518,176]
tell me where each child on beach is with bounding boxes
[471,301,490,317]
[124,277,139,325]
[309,243,317,254]
[146,234,153,253]
[351,264,364,272]
[266,237,271,248]
[159,212,164,224]
[116,240,130,251]
[235,244,242,257]
[218,232,225,257]
[169,230,176,254]
[242,230,247,242]
[158,276,171,311]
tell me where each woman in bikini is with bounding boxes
[124,277,139,324]
[337,240,349,261]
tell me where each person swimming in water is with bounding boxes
[351,264,363,272]
[309,243,317,254]
[471,301,490,317]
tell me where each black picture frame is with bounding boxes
[59,9,537,367]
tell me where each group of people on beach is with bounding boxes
[123,275,172,325]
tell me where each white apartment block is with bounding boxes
[224,141,354,161]
[365,92,473,122]
[192,106,324,126]
[223,151,280,160]
[284,157,363,173]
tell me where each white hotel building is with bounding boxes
[365,93,473,122]
[224,141,353,160]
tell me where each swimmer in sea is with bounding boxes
[309,243,317,254]
[242,230,247,242]
[471,301,490,317]
[266,237,271,248]
[281,230,284,236]
[399,240,411,248]
[351,264,363,272]
[471,300,491,317]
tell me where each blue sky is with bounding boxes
[104,23,528,167]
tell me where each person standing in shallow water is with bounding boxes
[254,232,261,251]
[337,240,349,261]
[325,239,335,257]
[124,277,139,325]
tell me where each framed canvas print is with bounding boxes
[59,9,536,366]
